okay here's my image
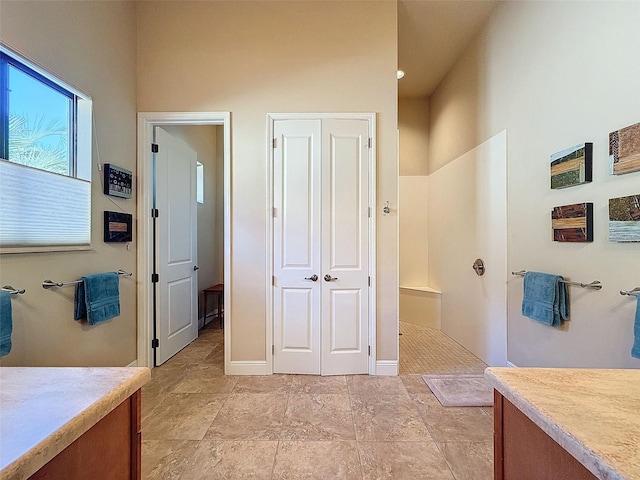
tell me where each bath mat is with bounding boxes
[422,374,493,407]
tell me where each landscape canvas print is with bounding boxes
[609,194,640,242]
[610,121,640,175]
[550,143,592,189]
[552,202,593,242]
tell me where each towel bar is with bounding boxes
[511,270,602,290]
[1,286,26,295]
[42,270,132,289]
[620,287,640,297]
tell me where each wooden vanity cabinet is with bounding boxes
[493,391,596,480]
[29,390,141,480]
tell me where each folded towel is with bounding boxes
[632,296,640,359]
[522,271,569,327]
[0,290,13,357]
[74,272,121,325]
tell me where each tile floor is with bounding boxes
[142,326,494,479]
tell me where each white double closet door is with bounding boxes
[272,117,372,376]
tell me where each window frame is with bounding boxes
[0,43,93,254]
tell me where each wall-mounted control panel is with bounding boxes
[103,163,133,199]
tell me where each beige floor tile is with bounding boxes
[351,394,432,441]
[281,394,356,440]
[411,394,493,442]
[399,322,487,375]
[438,441,494,480]
[358,441,455,480]
[290,375,348,394]
[141,439,197,480]
[179,440,278,480]
[170,366,236,394]
[169,343,217,366]
[145,363,189,393]
[143,393,227,441]
[273,441,362,480]
[482,405,494,418]
[232,374,293,394]
[347,375,408,396]
[205,393,288,440]
[400,374,434,395]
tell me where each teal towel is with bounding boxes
[632,296,640,359]
[74,272,121,325]
[0,291,12,357]
[522,271,569,327]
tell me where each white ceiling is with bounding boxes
[398,0,497,98]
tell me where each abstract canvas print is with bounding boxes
[550,143,592,189]
[610,121,640,175]
[552,203,593,242]
[609,194,640,242]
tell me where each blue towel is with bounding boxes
[522,271,569,327]
[632,296,640,359]
[0,291,12,357]
[74,272,121,325]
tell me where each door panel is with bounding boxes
[273,120,322,374]
[156,127,198,365]
[321,119,369,375]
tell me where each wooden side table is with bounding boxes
[202,283,224,329]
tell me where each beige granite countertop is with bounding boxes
[0,367,150,480]
[485,367,640,480]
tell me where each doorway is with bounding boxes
[267,113,377,376]
[137,112,231,369]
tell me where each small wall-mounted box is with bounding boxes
[104,211,133,243]
[103,163,133,199]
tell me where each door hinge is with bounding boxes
[368,345,371,356]
[368,276,371,287]
[272,138,277,148]
[368,138,372,148]
[273,207,277,217]
[368,207,371,218]
[272,344,275,355]
[272,276,276,286]
[151,143,159,153]
[151,273,159,283]
[151,208,159,218]
[151,338,159,348]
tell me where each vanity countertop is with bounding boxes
[485,367,640,480]
[0,367,150,480]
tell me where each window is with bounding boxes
[0,45,92,251]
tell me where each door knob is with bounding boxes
[193,265,200,271]
[324,274,338,282]
[305,274,318,282]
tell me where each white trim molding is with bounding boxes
[227,361,268,376]
[136,112,231,370]
[375,360,398,376]
[125,360,139,368]
[506,361,518,368]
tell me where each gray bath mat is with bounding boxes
[422,374,493,407]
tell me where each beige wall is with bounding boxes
[399,97,429,176]
[162,125,224,326]
[0,2,138,366]
[429,1,640,368]
[137,1,399,362]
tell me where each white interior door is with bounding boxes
[155,127,198,365]
[273,120,322,374]
[321,119,370,375]
[272,117,370,375]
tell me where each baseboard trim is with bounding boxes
[375,360,398,376]
[227,361,268,375]
[125,360,138,367]
[506,361,518,368]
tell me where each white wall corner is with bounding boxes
[226,361,269,376]
[375,360,399,376]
